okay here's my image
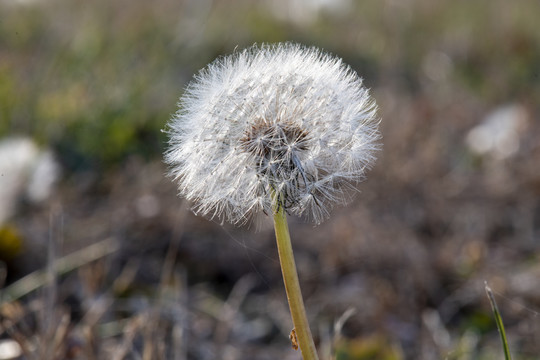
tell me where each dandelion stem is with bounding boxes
[272,194,319,360]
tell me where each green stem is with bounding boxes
[485,282,512,360]
[272,194,319,360]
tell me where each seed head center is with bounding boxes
[239,119,310,169]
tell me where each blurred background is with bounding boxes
[0,0,539,359]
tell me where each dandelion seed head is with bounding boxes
[165,43,381,225]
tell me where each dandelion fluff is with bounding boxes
[165,43,380,225]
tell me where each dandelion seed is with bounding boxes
[165,42,380,225]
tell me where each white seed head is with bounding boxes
[165,43,381,225]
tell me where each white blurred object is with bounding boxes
[0,137,60,224]
[267,0,352,25]
[26,150,59,202]
[0,339,22,360]
[466,104,528,160]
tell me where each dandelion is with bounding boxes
[165,43,380,359]
[165,43,380,226]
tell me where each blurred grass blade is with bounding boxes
[485,282,512,360]
[0,238,119,304]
